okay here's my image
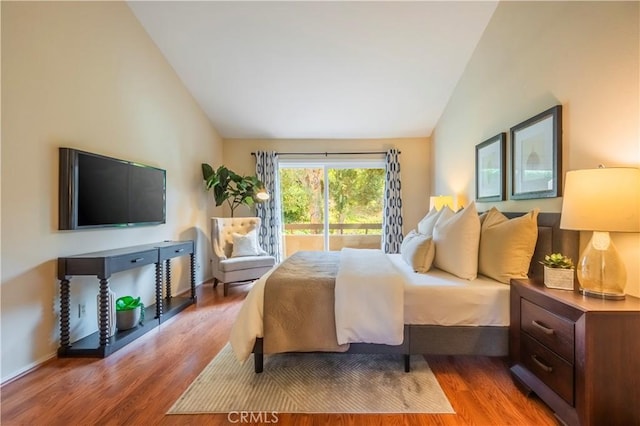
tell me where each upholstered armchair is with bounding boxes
[211,217,276,296]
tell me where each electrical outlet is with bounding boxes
[78,303,86,318]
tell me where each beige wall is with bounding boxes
[1,2,223,382]
[222,138,430,233]
[432,1,640,296]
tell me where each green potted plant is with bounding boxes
[115,296,144,330]
[201,164,269,217]
[540,253,575,290]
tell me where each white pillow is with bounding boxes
[417,207,448,236]
[400,230,419,253]
[433,202,481,280]
[479,208,539,283]
[231,229,262,257]
[401,233,435,273]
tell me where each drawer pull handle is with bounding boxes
[131,257,144,263]
[531,355,553,373]
[531,320,554,335]
[175,248,184,253]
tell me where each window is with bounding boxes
[279,159,385,256]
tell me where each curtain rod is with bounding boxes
[250,150,400,156]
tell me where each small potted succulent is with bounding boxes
[540,253,575,290]
[115,296,144,331]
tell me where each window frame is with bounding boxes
[279,158,385,251]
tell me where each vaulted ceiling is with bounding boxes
[128,1,498,139]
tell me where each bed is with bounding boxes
[230,211,578,373]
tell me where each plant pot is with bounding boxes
[116,307,141,331]
[543,266,574,291]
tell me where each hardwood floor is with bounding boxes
[1,282,556,425]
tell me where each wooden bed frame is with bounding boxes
[251,212,578,373]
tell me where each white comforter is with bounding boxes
[229,267,273,362]
[229,249,404,362]
[334,248,404,345]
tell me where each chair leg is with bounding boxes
[223,282,229,297]
[213,277,219,289]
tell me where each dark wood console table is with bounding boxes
[57,240,196,358]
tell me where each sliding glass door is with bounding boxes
[279,160,385,257]
[279,166,326,254]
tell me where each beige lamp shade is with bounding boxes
[429,195,454,211]
[560,167,640,232]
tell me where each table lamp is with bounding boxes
[429,195,454,211]
[560,166,640,299]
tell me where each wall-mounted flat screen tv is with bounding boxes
[59,148,166,230]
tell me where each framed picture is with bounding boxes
[510,105,562,200]
[475,133,506,202]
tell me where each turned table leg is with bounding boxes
[59,279,71,349]
[155,262,163,319]
[97,278,111,347]
[190,252,196,300]
[165,259,172,300]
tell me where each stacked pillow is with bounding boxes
[400,206,449,273]
[432,202,481,280]
[417,207,446,235]
[400,230,435,273]
[401,203,539,283]
[478,207,539,283]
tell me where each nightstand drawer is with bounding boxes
[521,299,574,362]
[521,333,574,405]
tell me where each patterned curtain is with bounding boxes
[382,149,403,253]
[255,151,283,262]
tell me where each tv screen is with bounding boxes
[59,148,166,230]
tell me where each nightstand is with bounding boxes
[509,278,640,426]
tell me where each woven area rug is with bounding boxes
[168,344,454,414]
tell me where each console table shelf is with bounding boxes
[57,241,196,358]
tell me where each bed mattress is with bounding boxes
[231,251,510,361]
[387,254,510,327]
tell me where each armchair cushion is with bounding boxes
[219,255,276,273]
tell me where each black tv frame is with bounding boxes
[59,148,166,230]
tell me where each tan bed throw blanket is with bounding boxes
[263,251,349,354]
